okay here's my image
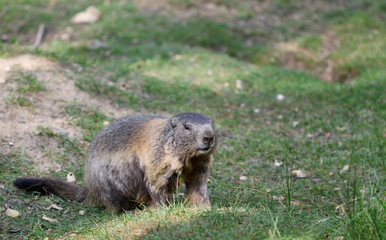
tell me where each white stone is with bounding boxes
[236,79,242,89]
[6,209,21,218]
[71,6,101,24]
[239,176,247,181]
[66,172,76,183]
[277,94,285,101]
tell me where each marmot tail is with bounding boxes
[13,177,87,202]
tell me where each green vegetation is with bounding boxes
[5,72,46,107]
[0,0,384,239]
[64,102,113,142]
[14,72,46,94]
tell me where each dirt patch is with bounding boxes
[0,54,132,172]
[267,30,341,82]
[318,31,341,82]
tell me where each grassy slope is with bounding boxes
[0,0,385,239]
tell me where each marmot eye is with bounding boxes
[183,124,191,130]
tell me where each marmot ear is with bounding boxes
[170,117,178,128]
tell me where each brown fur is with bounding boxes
[13,113,217,213]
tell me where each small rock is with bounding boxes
[235,79,242,89]
[0,183,5,189]
[274,160,283,167]
[239,176,247,181]
[340,165,349,174]
[291,170,307,179]
[240,103,246,108]
[6,208,21,218]
[292,121,299,127]
[276,94,285,101]
[67,172,76,183]
[253,108,260,114]
[71,6,101,24]
[79,210,85,215]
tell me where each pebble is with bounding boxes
[236,80,242,89]
[71,6,101,24]
[67,172,76,183]
[340,165,349,174]
[277,94,285,101]
[291,170,307,179]
[6,208,21,218]
[239,176,247,181]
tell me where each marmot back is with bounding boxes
[14,113,217,213]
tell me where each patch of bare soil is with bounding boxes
[272,30,341,82]
[0,54,131,171]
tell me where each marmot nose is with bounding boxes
[203,132,215,146]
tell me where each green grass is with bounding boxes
[64,101,113,142]
[14,72,46,93]
[5,71,46,107]
[0,0,385,239]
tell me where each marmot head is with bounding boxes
[167,113,217,156]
